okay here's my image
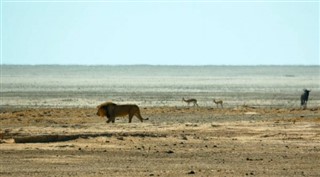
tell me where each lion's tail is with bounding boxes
[135,112,149,122]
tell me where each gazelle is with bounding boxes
[213,99,223,108]
[182,98,199,107]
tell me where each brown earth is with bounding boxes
[1,106,320,177]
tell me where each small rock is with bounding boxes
[165,150,174,154]
[117,137,124,141]
[4,129,11,134]
[187,170,195,175]
[181,135,188,140]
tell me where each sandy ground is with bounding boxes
[1,106,320,177]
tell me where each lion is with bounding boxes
[96,102,148,123]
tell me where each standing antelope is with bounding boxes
[301,89,311,109]
[182,98,199,107]
[213,99,223,108]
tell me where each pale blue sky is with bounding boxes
[1,1,319,65]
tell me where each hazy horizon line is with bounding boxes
[1,64,319,67]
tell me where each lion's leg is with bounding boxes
[106,117,115,123]
[106,118,112,123]
[128,114,133,123]
[111,117,116,123]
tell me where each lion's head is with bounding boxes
[96,107,107,117]
[96,102,116,118]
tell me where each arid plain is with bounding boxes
[1,106,320,177]
[1,65,320,177]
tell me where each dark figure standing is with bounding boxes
[300,89,311,109]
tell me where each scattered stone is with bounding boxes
[246,157,263,161]
[56,144,75,148]
[211,124,220,128]
[181,135,188,140]
[4,129,11,134]
[187,170,195,175]
[117,136,124,141]
[165,150,174,154]
[185,123,198,127]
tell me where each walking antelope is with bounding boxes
[213,99,223,108]
[182,98,199,107]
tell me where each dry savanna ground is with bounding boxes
[1,106,320,177]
